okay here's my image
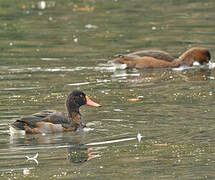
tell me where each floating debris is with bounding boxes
[137,133,142,143]
[154,143,168,147]
[25,153,39,165]
[85,24,98,29]
[73,7,94,12]
[127,98,141,102]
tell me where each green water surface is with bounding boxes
[0,0,215,179]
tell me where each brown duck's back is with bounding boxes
[113,47,211,69]
[129,50,174,62]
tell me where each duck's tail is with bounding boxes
[11,120,25,130]
[9,120,26,135]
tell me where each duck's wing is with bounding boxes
[36,110,69,125]
[129,50,174,62]
[11,110,68,130]
[32,110,57,118]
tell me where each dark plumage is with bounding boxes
[11,90,101,134]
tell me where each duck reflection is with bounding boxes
[68,144,99,164]
[112,68,212,86]
[9,132,99,164]
[10,132,67,145]
[139,68,211,82]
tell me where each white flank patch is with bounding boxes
[9,126,25,136]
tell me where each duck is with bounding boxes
[10,90,101,134]
[113,47,211,69]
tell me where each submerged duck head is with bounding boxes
[178,47,211,66]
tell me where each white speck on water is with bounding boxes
[38,1,46,9]
[85,24,98,29]
[23,168,30,175]
[49,17,53,21]
[137,95,144,98]
[114,109,123,112]
[40,58,60,61]
[137,133,143,143]
[74,38,78,43]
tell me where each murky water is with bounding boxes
[1,0,215,179]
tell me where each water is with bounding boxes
[1,0,215,179]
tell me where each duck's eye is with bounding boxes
[80,94,84,98]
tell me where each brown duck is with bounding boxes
[113,47,211,69]
[11,90,101,134]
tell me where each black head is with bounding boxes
[67,90,101,109]
[67,90,87,108]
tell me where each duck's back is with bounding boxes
[129,50,174,62]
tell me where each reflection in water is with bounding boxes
[9,130,88,146]
[9,132,100,165]
[68,134,142,164]
[10,133,65,146]
[111,67,212,87]
[138,68,211,82]
[108,61,215,84]
[68,144,99,164]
